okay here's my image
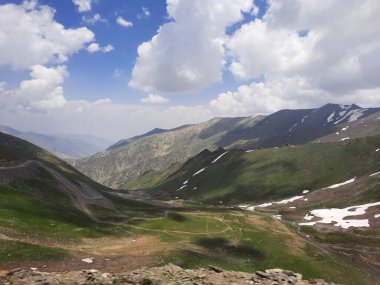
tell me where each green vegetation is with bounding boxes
[149,135,380,204]
[0,131,378,285]
[0,240,67,263]
[0,180,116,240]
[125,211,373,285]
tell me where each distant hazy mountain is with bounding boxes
[0,125,113,159]
[73,103,380,189]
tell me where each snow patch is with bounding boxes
[239,195,305,211]
[304,214,314,221]
[275,195,304,204]
[370,172,380,177]
[327,177,356,189]
[302,190,309,194]
[301,115,309,123]
[348,109,366,122]
[326,112,335,123]
[183,180,188,185]
[376,148,379,152]
[299,222,317,226]
[176,185,187,191]
[335,109,366,125]
[289,123,298,132]
[212,151,228,164]
[300,202,380,229]
[375,214,380,218]
[193,167,207,177]
[340,137,350,141]
[245,150,255,153]
[341,126,348,131]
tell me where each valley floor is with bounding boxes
[0,208,377,285]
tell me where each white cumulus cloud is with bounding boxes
[116,16,133,28]
[87,43,114,53]
[0,1,94,70]
[82,13,107,25]
[138,7,151,19]
[212,0,380,116]
[1,65,68,112]
[129,0,255,93]
[73,0,93,12]
[141,94,169,104]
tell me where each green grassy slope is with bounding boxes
[0,132,168,263]
[126,210,375,285]
[148,135,380,204]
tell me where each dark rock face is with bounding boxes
[1,264,340,285]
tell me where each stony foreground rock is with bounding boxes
[0,264,341,285]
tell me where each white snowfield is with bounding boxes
[299,202,380,229]
[376,148,379,152]
[302,190,309,194]
[370,172,380,177]
[327,177,356,189]
[193,167,207,177]
[334,108,366,125]
[375,214,380,218]
[212,151,228,164]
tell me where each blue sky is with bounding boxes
[1,0,266,106]
[1,0,379,139]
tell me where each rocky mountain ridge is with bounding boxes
[74,103,380,189]
[0,264,340,285]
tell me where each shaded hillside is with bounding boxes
[148,135,380,204]
[0,132,169,235]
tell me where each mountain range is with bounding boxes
[73,103,380,189]
[1,102,380,284]
[0,125,112,159]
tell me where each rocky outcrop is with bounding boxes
[1,264,341,285]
